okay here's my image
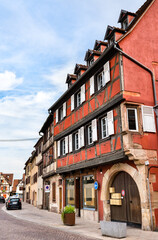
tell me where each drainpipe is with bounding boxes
[113,43,158,131]
[147,166,158,231]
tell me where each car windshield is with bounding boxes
[10,198,19,202]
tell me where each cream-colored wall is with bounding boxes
[30,157,38,207]
[49,174,62,213]
[37,175,43,208]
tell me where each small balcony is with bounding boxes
[43,162,56,177]
[43,135,53,152]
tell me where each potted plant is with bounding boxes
[61,205,75,226]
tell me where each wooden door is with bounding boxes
[75,178,80,217]
[111,171,141,225]
[59,188,62,213]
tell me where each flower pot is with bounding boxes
[64,212,75,226]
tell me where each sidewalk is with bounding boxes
[2,202,158,240]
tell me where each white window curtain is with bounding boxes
[92,119,98,142]
[90,76,95,96]
[141,105,156,132]
[63,102,66,118]
[81,84,85,103]
[104,61,110,84]
[65,136,68,154]
[107,110,114,135]
[69,134,72,152]
[56,109,58,123]
[71,95,74,111]
[57,140,60,157]
[80,126,85,147]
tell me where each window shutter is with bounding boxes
[65,136,68,154]
[78,129,81,149]
[63,102,66,117]
[141,105,156,132]
[92,119,98,142]
[57,140,60,157]
[71,95,74,111]
[107,110,114,135]
[80,126,85,147]
[69,134,72,152]
[90,76,94,96]
[56,109,58,123]
[81,84,85,103]
[54,141,57,159]
[104,61,110,84]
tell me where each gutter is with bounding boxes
[114,43,158,131]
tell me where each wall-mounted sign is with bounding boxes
[94,181,99,190]
[45,185,50,193]
[121,190,125,197]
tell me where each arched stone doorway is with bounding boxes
[100,163,150,230]
[110,171,141,226]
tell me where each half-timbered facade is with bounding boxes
[47,0,158,230]
[0,173,13,199]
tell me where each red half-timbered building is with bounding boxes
[22,0,158,231]
[47,0,158,230]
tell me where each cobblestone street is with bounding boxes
[0,204,95,240]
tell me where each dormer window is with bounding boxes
[109,35,115,46]
[122,18,128,30]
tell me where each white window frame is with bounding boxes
[97,72,103,91]
[76,91,81,107]
[127,108,138,131]
[74,132,79,150]
[101,116,108,139]
[61,138,66,156]
[87,125,93,145]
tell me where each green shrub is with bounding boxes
[61,205,75,222]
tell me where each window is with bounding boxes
[61,138,66,155]
[101,116,108,138]
[74,132,79,150]
[87,125,93,145]
[97,72,104,91]
[127,108,138,131]
[59,106,63,121]
[83,175,95,209]
[52,182,56,202]
[75,90,81,108]
[66,178,75,206]
[122,18,128,29]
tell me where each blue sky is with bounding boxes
[0,0,145,179]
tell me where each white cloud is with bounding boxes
[0,71,23,91]
[44,62,76,92]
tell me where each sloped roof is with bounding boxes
[66,74,77,84]
[12,179,21,192]
[2,173,14,186]
[118,10,136,23]
[84,49,102,61]
[93,40,108,51]
[104,25,125,40]
[74,64,88,74]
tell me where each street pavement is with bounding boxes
[2,202,158,240]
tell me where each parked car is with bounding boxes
[0,196,5,203]
[6,197,22,210]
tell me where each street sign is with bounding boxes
[94,181,99,190]
[45,185,50,193]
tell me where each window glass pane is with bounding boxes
[66,178,75,206]
[128,109,137,130]
[75,132,79,150]
[97,72,103,90]
[101,117,107,138]
[83,175,95,209]
[61,139,65,155]
[88,125,93,144]
[77,91,81,107]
